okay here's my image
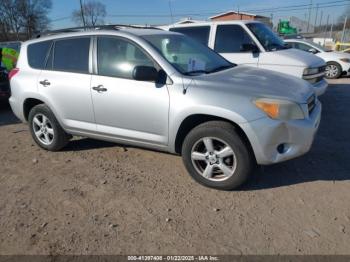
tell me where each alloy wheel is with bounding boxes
[32,113,55,145]
[325,64,339,78]
[191,137,237,181]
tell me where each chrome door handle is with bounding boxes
[39,80,50,86]
[92,85,107,92]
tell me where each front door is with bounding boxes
[90,36,170,145]
[211,24,259,66]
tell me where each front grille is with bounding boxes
[307,95,316,115]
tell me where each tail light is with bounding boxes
[9,68,19,81]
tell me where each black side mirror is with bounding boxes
[308,48,318,54]
[241,43,259,53]
[132,66,158,82]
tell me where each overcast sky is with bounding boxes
[49,0,349,29]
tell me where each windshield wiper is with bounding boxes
[208,64,235,73]
[183,70,209,76]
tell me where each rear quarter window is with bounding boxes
[170,26,210,46]
[27,41,52,69]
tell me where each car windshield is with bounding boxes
[246,23,287,51]
[141,34,234,75]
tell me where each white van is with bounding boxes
[163,21,328,96]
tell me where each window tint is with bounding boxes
[53,38,90,73]
[214,25,255,53]
[27,41,52,69]
[294,42,312,52]
[97,37,155,79]
[170,26,210,45]
[285,42,294,48]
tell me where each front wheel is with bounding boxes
[181,121,255,190]
[325,62,342,79]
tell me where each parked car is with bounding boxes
[9,27,321,190]
[0,67,10,103]
[163,21,328,96]
[285,39,350,79]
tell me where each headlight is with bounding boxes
[339,58,350,63]
[303,68,319,75]
[254,98,305,120]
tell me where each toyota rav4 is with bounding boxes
[9,27,321,190]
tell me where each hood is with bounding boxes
[191,65,314,103]
[262,48,326,68]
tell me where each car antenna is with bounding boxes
[182,78,193,95]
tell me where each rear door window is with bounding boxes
[52,37,90,74]
[214,25,255,53]
[27,41,53,69]
[170,26,210,45]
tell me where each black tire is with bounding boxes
[325,62,342,79]
[181,121,255,190]
[28,104,70,151]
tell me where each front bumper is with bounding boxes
[312,79,328,96]
[240,100,322,165]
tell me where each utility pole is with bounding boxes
[329,19,334,39]
[314,4,319,29]
[323,14,329,46]
[341,16,348,42]
[79,0,86,28]
[319,10,323,29]
[168,0,174,24]
[307,0,312,33]
[270,13,274,28]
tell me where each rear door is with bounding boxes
[38,37,95,132]
[90,36,169,146]
[212,24,259,66]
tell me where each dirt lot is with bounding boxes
[0,78,349,255]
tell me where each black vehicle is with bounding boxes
[0,67,10,103]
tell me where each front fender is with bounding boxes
[168,105,251,153]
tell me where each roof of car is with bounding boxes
[24,27,177,45]
[166,20,262,28]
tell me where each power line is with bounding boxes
[50,0,350,23]
[104,3,350,18]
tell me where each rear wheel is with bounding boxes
[28,104,70,151]
[325,62,342,79]
[181,121,255,190]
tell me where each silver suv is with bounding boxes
[9,27,321,190]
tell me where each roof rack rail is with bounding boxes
[36,24,162,38]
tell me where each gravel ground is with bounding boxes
[0,78,349,255]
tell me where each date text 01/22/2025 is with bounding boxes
[127,255,219,261]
